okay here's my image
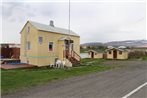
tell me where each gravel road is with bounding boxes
[2,60,147,98]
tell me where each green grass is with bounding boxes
[80,48,89,53]
[142,56,147,60]
[129,56,147,61]
[1,59,112,95]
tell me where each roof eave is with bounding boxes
[38,29,80,37]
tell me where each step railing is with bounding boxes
[71,50,81,61]
[64,50,81,63]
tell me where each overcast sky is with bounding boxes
[1,0,146,44]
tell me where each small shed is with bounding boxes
[0,43,20,59]
[88,50,103,59]
[106,47,128,59]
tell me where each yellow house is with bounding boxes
[106,47,128,59]
[88,50,103,59]
[20,20,80,67]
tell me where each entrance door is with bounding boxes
[64,40,74,58]
[113,50,117,59]
[91,52,94,58]
[65,40,70,58]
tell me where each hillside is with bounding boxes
[81,40,147,47]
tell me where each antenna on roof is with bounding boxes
[66,0,71,60]
[68,0,71,39]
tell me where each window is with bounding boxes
[26,41,31,50]
[38,37,43,44]
[27,26,30,33]
[49,42,53,51]
[109,51,111,54]
[119,51,122,55]
[95,53,97,55]
[71,44,74,50]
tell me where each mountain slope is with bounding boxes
[81,40,147,47]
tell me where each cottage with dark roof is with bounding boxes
[20,20,80,66]
[106,47,128,59]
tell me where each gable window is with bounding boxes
[49,42,53,51]
[38,37,43,44]
[27,26,30,33]
[119,51,122,55]
[26,41,31,50]
[109,51,111,54]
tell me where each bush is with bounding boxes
[128,50,147,59]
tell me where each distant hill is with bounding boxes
[81,40,147,47]
[81,42,103,46]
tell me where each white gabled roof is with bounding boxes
[118,46,127,49]
[88,50,104,53]
[29,21,79,37]
[106,47,128,52]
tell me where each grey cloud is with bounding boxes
[2,2,36,22]
[2,2,24,17]
[1,1,146,44]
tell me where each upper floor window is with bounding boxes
[27,26,30,33]
[26,41,31,50]
[38,37,43,44]
[49,42,53,51]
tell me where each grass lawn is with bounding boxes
[129,56,147,61]
[142,56,147,60]
[80,48,89,53]
[1,59,116,95]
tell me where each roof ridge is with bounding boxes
[28,20,79,37]
[29,20,73,32]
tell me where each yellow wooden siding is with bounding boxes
[117,51,128,59]
[36,30,80,66]
[20,22,80,66]
[20,22,39,65]
[107,50,113,59]
[106,50,128,59]
[88,52,103,58]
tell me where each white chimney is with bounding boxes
[50,20,54,27]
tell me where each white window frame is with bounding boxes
[38,36,43,44]
[48,42,54,52]
[27,26,30,34]
[26,41,31,50]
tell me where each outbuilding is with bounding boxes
[106,47,128,59]
[88,50,103,59]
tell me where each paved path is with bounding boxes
[2,61,147,98]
